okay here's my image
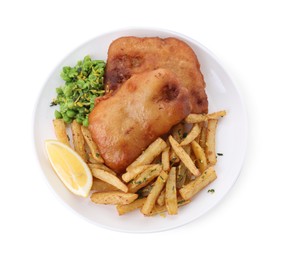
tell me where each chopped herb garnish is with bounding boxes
[183,132,188,138]
[50,101,57,107]
[95,153,100,158]
[178,129,182,138]
[208,189,215,193]
[217,153,223,156]
[135,177,147,185]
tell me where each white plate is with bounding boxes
[33,28,247,233]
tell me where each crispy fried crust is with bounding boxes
[88,69,191,173]
[105,37,208,114]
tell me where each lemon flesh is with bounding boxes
[45,140,92,197]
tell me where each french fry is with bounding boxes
[195,122,203,143]
[52,119,70,146]
[191,140,207,173]
[157,189,165,206]
[91,168,128,193]
[141,171,168,215]
[205,119,218,165]
[169,135,200,177]
[199,122,207,149]
[149,197,191,216]
[88,163,117,176]
[88,153,97,163]
[185,114,206,124]
[207,110,227,120]
[172,122,185,143]
[71,120,87,161]
[161,147,170,171]
[91,178,118,192]
[165,167,178,215]
[91,191,138,205]
[116,198,147,215]
[183,143,192,156]
[128,164,162,193]
[169,149,180,165]
[81,126,104,163]
[180,123,201,146]
[179,166,217,200]
[185,110,227,123]
[122,165,152,183]
[126,138,167,171]
[176,162,187,189]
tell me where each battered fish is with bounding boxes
[88,69,191,173]
[105,36,208,114]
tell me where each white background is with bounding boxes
[1,0,281,259]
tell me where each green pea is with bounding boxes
[52,56,106,125]
[66,110,76,118]
[56,87,63,95]
[64,85,73,97]
[67,101,74,109]
[62,114,72,124]
[54,110,62,119]
[76,116,83,124]
[82,118,89,127]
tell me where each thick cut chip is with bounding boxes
[91,168,128,193]
[116,198,147,215]
[165,167,178,215]
[105,36,207,114]
[52,119,70,146]
[141,171,168,215]
[179,166,217,200]
[89,68,191,173]
[71,120,87,161]
[91,191,138,205]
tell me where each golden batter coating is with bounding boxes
[88,69,191,173]
[105,36,208,114]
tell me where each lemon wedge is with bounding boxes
[45,140,92,197]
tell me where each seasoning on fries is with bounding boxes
[185,110,227,123]
[169,135,201,177]
[180,123,201,146]
[179,166,217,200]
[91,191,138,205]
[53,119,70,146]
[91,168,128,193]
[141,171,168,215]
[49,108,226,217]
[205,119,218,165]
[81,126,104,163]
[126,138,167,171]
[165,167,178,215]
[71,119,87,161]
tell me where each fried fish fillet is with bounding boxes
[105,36,208,114]
[88,69,191,173]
